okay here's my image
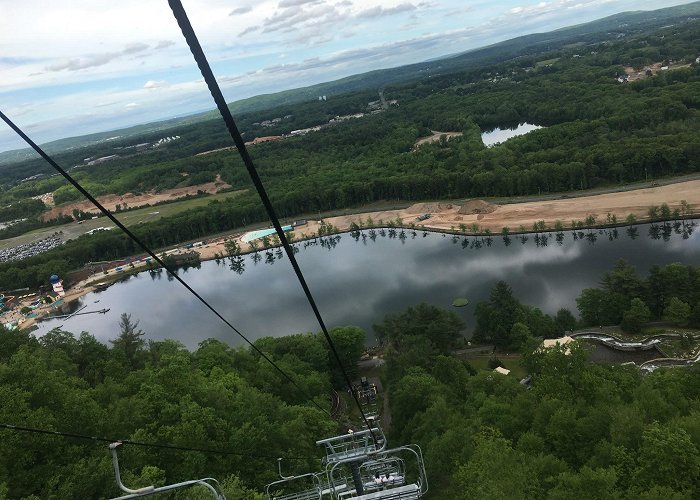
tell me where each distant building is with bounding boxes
[290,126,322,136]
[87,155,119,166]
[494,367,510,375]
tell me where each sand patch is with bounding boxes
[458,200,497,215]
[413,131,463,150]
[42,178,232,221]
[405,202,454,214]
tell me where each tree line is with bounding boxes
[376,303,700,498]
[577,260,700,332]
[2,284,699,496]
[0,315,365,498]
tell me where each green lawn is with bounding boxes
[467,356,527,379]
[535,57,561,68]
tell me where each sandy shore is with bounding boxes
[200,179,700,259]
[10,179,699,330]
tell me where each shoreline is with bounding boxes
[12,179,700,330]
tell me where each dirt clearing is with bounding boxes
[42,177,231,221]
[292,180,700,236]
[413,131,463,150]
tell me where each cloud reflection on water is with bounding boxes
[31,223,700,348]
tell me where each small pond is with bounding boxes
[481,123,543,147]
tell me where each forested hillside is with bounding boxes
[381,307,700,498]
[2,298,699,498]
[0,318,365,498]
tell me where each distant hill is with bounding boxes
[221,1,700,114]
[2,0,699,166]
[0,112,209,165]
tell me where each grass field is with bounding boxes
[535,57,561,68]
[0,190,246,251]
[467,355,527,379]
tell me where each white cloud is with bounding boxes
[45,42,151,72]
[357,3,417,18]
[125,102,141,109]
[279,0,322,7]
[154,40,176,49]
[123,42,150,55]
[229,6,253,15]
[144,80,169,89]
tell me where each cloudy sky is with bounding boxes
[0,0,693,152]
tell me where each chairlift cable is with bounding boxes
[0,109,330,418]
[0,423,314,460]
[168,0,378,439]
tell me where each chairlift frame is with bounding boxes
[108,442,225,500]
[324,444,428,500]
[316,427,386,465]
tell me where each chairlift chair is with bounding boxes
[316,427,386,465]
[265,473,323,500]
[324,444,427,500]
[108,442,225,500]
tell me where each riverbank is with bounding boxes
[13,179,699,330]
[199,178,699,258]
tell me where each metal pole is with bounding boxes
[350,462,364,495]
[110,443,156,495]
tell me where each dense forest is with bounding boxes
[381,305,700,499]
[1,290,699,498]
[471,261,700,349]
[0,316,365,499]
[577,260,700,332]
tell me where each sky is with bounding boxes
[0,0,694,152]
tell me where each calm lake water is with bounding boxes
[481,123,543,147]
[33,221,700,349]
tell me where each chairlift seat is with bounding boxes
[272,489,321,500]
[353,484,420,500]
[320,483,348,496]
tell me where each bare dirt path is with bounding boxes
[42,177,231,221]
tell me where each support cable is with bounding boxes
[0,109,329,418]
[168,0,377,438]
[0,423,314,460]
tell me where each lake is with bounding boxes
[33,221,700,349]
[481,123,543,147]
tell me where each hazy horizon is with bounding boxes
[0,0,695,153]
